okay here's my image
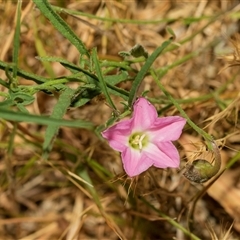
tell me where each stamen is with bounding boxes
[138,134,146,150]
[129,132,148,151]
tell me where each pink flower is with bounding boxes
[102,97,186,177]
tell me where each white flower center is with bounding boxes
[129,132,148,150]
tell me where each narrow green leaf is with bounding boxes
[0,60,48,84]
[92,48,117,110]
[0,78,9,88]
[36,56,94,76]
[0,107,93,129]
[42,87,76,159]
[33,0,89,57]
[128,39,172,107]
[52,5,175,25]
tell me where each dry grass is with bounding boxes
[0,1,240,239]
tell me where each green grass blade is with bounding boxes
[42,87,76,159]
[52,5,176,25]
[0,60,48,83]
[36,56,95,76]
[0,78,9,88]
[0,107,93,129]
[128,39,172,107]
[92,48,117,111]
[12,0,22,80]
[33,0,89,57]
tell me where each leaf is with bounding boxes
[0,107,93,129]
[92,48,117,111]
[128,39,172,107]
[0,78,9,88]
[33,0,89,57]
[0,60,49,84]
[36,56,95,77]
[130,44,148,58]
[42,87,76,159]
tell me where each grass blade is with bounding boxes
[0,107,93,129]
[33,0,89,57]
[0,60,48,83]
[42,87,76,159]
[92,48,117,111]
[128,39,172,107]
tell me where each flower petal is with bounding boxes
[144,142,180,168]
[131,97,158,130]
[149,116,186,142]
[102,97,186,177]
[121,147,154,177]
[102,119,132,152]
